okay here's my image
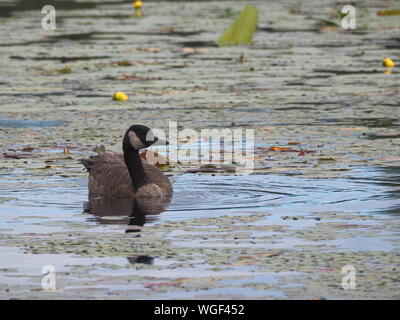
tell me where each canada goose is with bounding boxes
[82,125,173,198]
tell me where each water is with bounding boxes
[171,168,400,217]
[0,166,398,230]
[1,0,399,299]
[0,118,66,128]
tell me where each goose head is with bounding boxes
[123,125,164,151]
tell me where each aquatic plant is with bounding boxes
[217,4,258,46]
[133,0,143,17]
[113,91,129,101]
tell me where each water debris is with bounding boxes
[3,153,36,159]
[136,47,161,53]
[113,74,162,81]
[10,55,110,62]
[258,146,315,156]
[116,61,134,66]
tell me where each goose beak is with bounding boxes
[152,137,169,146]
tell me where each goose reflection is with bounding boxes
[85,195,172,266]
[85,193,172,229]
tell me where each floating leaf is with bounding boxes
[339,127,363,131]
[57,66,72,74]
[312,18,339,27]
[116,60,134,66]
[377,9,400,16]
[115,74,162,81]
[185,167,219,174]
[157,164,170,172]
[182,47,195,53]
[258,146,314,156]
[217,5,258,46]
[3,153,35,159]
[137,47,161,53]
[269,146,292,151]
[42,165,56,169]
[161,90,185,95]
[317,158,337,162]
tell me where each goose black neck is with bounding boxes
[123,139,148,192]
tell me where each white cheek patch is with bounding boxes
[146,131,155,143]
[128,131,145,149]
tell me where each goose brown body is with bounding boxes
[82,152,172,198]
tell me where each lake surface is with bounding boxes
[0,0,399,299]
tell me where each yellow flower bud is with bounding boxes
[113,91,128,101]
[133,1,142,9]
[383,58,395,68]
